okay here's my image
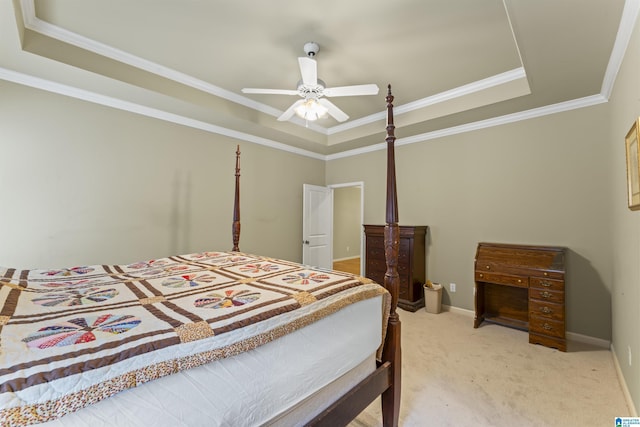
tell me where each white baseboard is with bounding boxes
[441,304,474,316]
[442,305,610,349]
[566,331,609,348]
[612,344,638,416]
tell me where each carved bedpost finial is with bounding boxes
[385,85,398,224]
[232,145,241,252]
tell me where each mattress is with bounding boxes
[0,252,389,426]
[39,296,384,427]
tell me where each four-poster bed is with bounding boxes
[0,87,402,427]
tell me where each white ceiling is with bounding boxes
[0,0,633,158]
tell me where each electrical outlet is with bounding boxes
[629,345,633,367]
[450,283,456,292]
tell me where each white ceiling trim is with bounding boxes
[18,1,285,120]
[328,68,527,135]
[601,0,640,99]
[394,68,527,114]
[327,0,640,160]
[19,0,324,136]
[6,0,636,161]
[19,0,529,138]
[326,94,608,161]
[0,66,325,160]
[2,63,605,163]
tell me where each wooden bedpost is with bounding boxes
[382,84,401,427]
[304,85,402,427]
[232,145,241,252]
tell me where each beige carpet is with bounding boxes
[350,308,631,427]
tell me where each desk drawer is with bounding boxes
[529,288,564,304]
[529,300,564,321]
[475,272,528,288]
[530,277,563,292]
[529,316,564,339]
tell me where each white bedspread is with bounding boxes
[40,296,384,427]
[0,252,389,426]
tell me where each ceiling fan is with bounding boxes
[241,42,379,123]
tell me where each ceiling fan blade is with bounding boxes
[323,84,379,97]
[277,99,305,121]
[298,57,317,86]
[242,88,299,95]
[318,98,349,122]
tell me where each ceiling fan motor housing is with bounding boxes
[303,41,320,57]
[297,78,326,99]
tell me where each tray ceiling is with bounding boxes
[0,0,631,158]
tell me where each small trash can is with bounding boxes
[424,283,443,314]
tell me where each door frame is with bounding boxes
[328,181,365,275]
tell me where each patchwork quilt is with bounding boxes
[0,251,389,426]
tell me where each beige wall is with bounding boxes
[609,6,640,414]
[327,104,612,342]
[0,80,325,267]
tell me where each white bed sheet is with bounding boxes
[38,295,384,427]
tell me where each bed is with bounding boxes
[0,86,402,427]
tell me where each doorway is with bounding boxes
[330,182,364,275]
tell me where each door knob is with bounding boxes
[303,240,310,245]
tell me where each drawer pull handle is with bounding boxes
[540,281,552,287]
[543,323,553,331]
[540,291,552,299]
[479,273,484,278]
[543,272,548,276]
[485,265,490,270]
[541,307,552,314]
[517,279,522,283]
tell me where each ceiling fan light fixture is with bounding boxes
[295,98,328,121]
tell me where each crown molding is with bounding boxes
[0,65,613,162]
[18,1,286,118]
[0,67,326,160]
[327,68,528,136]
[7,0,637,161]
[601,0,640,99]
[326,94,608,160]
[18,0,529,139]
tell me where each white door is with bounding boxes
[302,184,333,269]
